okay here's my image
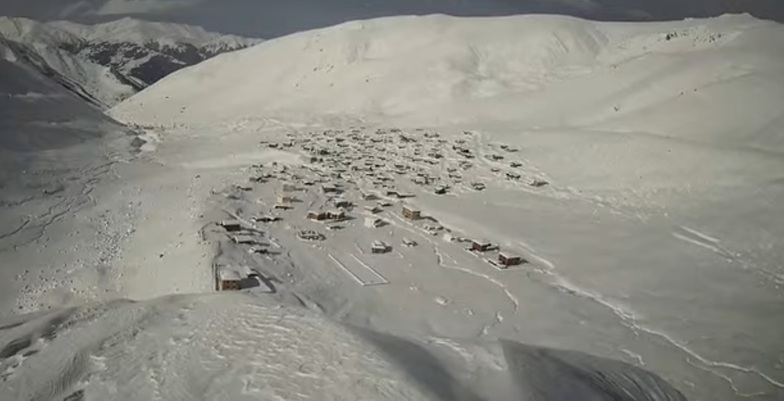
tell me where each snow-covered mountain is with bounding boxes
[0,0,781,37]
[0,16,261,107]
[3,12,784,401]
[111,13,784,153]
[104,14,784,401]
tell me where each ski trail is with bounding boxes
[680,226,720,244]
[672,225,737,259]
[673,226,784,286]
[672,232,732,258]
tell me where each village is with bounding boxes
[206,127,549,291]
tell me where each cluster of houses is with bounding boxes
[468,239,525,268]
[215,219,265,291]
[213,126,538,291]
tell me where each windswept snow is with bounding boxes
[2,12,784,401]
[0,293,688,401]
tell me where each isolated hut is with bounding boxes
[402,205,421,220]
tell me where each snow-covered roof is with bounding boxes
[217,265,251,281]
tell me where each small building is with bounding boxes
[322,184,341,193]
[365,205,383,214]
[402,205,421,220]
[254,215,280,223]
[217,269,242,291]
[333,198,352,208]
[531,179,549,188]
[216,265,252,291]
[371,240,391,254]
[219,220,243,232]
[498,253,524,267]
[282,183,298,192]
[307,210,328,221]
[232,234,264,245]
[277,194,297,204]
[297,230,324,241]
[326,210,347,221]
[364,217,387,228]
[471,240,496,253]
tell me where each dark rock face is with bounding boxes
[66,39,249,103]
[1,24,255,107]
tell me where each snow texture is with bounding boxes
[0,293,687,401]
[1,12,783,401]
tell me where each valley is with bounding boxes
[1,11,783,401]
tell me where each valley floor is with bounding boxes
[1,116,783,400]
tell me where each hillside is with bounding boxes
[112,14,784,152]
[1,12,783,401]
[103,14,784,401]
[0,16,260,107]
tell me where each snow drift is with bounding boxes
[0,292,686,401]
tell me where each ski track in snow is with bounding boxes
[544,270,784,395]
[673,225,784,286]
[672,226,735,260]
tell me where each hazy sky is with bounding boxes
[1,0,782,37]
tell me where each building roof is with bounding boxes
[217,265,251,281]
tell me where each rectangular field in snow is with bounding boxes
[328,253,388,286]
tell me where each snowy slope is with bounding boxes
[111,13,784,153]
[102,14,784,401]
[0,292,687,401]
[0,36,120,151]
[0,16,260,107]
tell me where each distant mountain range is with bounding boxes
[0,16,261,107]
[0,0,781,38]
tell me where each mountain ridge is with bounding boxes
[0,16,261,107]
